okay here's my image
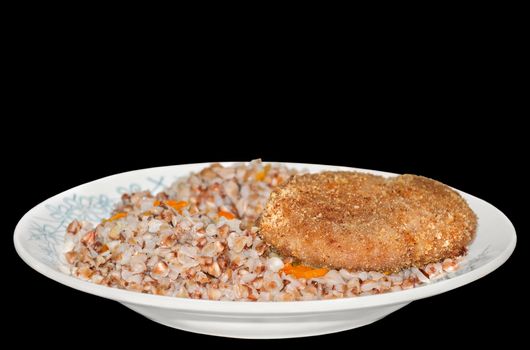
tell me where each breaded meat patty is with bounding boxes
[258,172,477,272]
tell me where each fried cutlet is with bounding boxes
[258,172,477,272]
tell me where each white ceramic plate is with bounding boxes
[14,162,516,339]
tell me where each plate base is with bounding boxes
[122,302,410,339]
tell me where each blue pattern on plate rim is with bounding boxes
[28,177,166,266]
[26,174,495,283]
[430,246,494,282]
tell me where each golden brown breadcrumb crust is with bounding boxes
[258,172,477,272]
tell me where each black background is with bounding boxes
[5,35,526,345]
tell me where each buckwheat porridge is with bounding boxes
[63,160,464,301]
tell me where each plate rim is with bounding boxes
[13,161,517,314]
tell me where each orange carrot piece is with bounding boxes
[301,268,328,279]
[218,211,236,220]
[281,263,328,279]
[166,200,188,212]
[104,212,127,223]
[255,164,271,181]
